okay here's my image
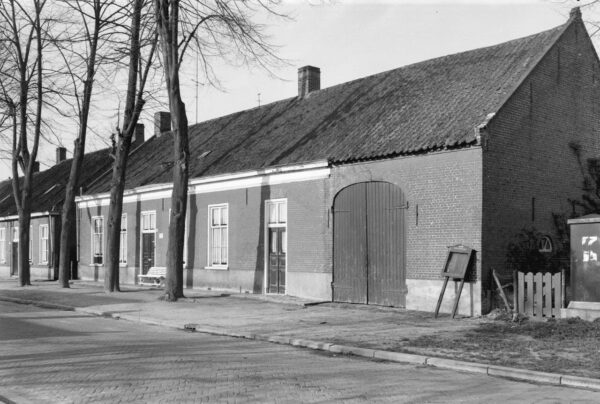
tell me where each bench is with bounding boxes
[138,266,166,287]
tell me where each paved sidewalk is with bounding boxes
[2,279,600,392]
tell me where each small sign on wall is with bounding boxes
[159,233,163,239]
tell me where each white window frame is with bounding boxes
[263,199,288,294]
[206,203,228,269]
[119,214,127,265]
[91,216,104,265]
[39,224,49,264]
[0,227,5,263]
[141,211,156,233]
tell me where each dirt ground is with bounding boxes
[389,315,600,379]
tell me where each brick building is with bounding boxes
[75,9,599,315]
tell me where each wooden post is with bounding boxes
[451,278,465,319]
[513,270,518,314]
[492,269,511,312]
[434,277,449,318]
[561,268,566,309]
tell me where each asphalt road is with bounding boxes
[0,301,599,404]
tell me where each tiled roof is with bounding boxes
[88,19,569,194]
[0,148,111,217]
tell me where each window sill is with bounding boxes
[119,263,127,267]
[88,264,104,267]
[204,265,228,271]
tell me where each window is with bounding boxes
[119,214,127,264]
[268,200,287,225]
[92,217,104,265]
[538,236,553,253]
[141,211,156,232]
[39,225,49,264]
[12,226,18,242]
[0,227,5,263]
[208,204,228,267]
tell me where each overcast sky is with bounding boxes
[0,0,578,180]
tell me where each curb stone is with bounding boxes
[487,365,562,385]
[561,375,600,390]
[3,294,600,392]
[374,350,427,365]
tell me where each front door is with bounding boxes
[142,233,155,275]
[268,228,286,294]
[10,241,18,276]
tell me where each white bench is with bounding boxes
[138,266,166,286]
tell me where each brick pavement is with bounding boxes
[2,301,600,404]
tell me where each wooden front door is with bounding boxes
[10,241,18,276]
[142,233,155,275]
[333,181,406,307]
[268,228,286,294]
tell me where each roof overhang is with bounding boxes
[76,160,330,208]
[0,211,59,222]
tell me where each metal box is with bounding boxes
[568,214,600,302]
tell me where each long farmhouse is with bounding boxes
[69,8,600,314]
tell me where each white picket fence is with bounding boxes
[516,271,563,319]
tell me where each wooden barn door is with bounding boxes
[333,182,406,307]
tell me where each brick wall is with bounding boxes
[0,216,56,280]
[482,19,600,308]
[329,148,483,284]
[78,178,329,296]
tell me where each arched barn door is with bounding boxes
[333,181,406,307]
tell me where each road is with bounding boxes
[0,301,598,404]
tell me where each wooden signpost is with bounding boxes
[434,245,474,319]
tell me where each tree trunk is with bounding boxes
[164,96,189,301]
[58,139,85,287]
[57,13,99,288]
[17,202,31,287]
[104,0,144,293]
[155,0,189,301]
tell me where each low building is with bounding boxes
[76,9,600,315]
[0,126,145,281]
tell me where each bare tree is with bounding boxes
[153,0,283,301]
[104,0,158,292]
[0,0,49,286]
[56,0,125,288]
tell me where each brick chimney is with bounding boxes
[56,147,67,165]
[154,111,171,137]
[570,7,581,20]
[298,66,320,97]
[132,123,145,148]
[32,161,40,173]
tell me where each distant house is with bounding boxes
[0,126,144,281]
[75,9,599,315]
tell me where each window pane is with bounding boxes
[221,228,228,264]
[211,208,220,227]
[268,203,277,224]
[270,230,277,253]
[150,213,156,230]
[282,230,287,254]
[278,203,287,224]
[221,207,228,225]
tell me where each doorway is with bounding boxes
[333,181,406,307]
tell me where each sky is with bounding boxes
[0,0,580,180]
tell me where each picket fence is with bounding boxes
[516,271,564,319]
